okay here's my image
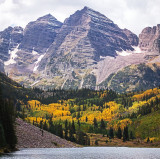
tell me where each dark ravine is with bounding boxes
[16,118,78,148]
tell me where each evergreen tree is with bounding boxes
[109,127,114,139]
[0,123,6,148]
[130,131,134,140]
[43,121,48,131]
[76,112,80,119]
[48,118,55,134]
[68,122,75,142]
[22,107,25,121]
[117,127,122,139]
[95,140,98,146]
[123,126,129,142]
[71,120,76,134]
[78,120,81,127]
[76,130,89,145]
[93,118,98,129]
[64,120,68,139]
[100,119,105,129]
[0,98,17,149]
[85,116,88,122]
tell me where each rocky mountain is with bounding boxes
[0,26,23,61]
[37,7,139,89]
[0,59,4,72]
[139,24,160,53]
[0,6,159,92]
[19,14,62,53]
[3,14,62,85]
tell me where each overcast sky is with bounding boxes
[0,0,159,35]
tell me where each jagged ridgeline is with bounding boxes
[0,7,159,92]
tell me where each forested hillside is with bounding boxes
[19,87,160,146]
[0,72,43,153]
[1,71,160,148]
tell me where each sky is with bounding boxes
[0,0,159,35]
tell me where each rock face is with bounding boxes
[139,24,160,53]
[41,7,137,66]
[123,28,139,46]
[0,7,159,92]
[0,59,4,73]
[0,26,23,61]
[37,7,139,89]
[19,14,62,53]
[4,14,62,82]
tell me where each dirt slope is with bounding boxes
[16,118,77,148]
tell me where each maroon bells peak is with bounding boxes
[0,7,159,92]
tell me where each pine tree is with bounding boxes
[0,99,17,149]
[76,130,88,145]
[71,120,76,134]
[130,131,134,140]
[95,140,98,146]
[78,120,81,127]
[76,112,80,119]
[109,127,114,139]
[43,121,48,131]
[100,119,105,129]
[22,107,25,121]
[93,118,98,129]
[123,126,129,142]
[0,123,6,148]
[64,120,68,139]
[85,116,88,122]
[117,127,122,139]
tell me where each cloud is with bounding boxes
[0,0,159,35]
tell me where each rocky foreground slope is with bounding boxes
[16,118,77,148]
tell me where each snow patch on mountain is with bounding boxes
[79,77,84,89]
[30,80,40,87]
[116,46,142,57]
[116,50,132,56]
[4,44,19,65]
[33,53,46,72]
[32,48,39,55]
[132,46,142,53]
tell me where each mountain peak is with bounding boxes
[81,6,113,23]
[37,14,57,22]
[83,6,93,11]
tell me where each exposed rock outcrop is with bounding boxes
[0,59,4,73]
[4,14,62,83]
[0,26,23,61]
[19,14,62,53]
[37,7,139,89]
[123,28,139,46]
[139,24,160,53]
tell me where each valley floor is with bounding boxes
[88,133,160,148]
[16,118,78,148]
